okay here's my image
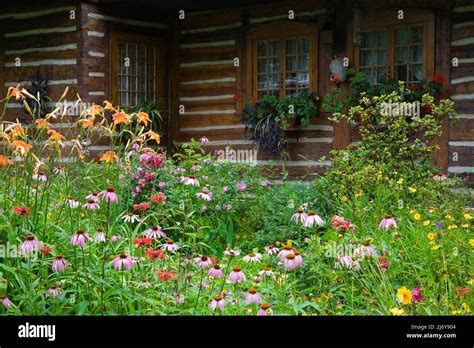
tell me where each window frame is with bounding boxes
[109,32,167,108]
[245,21,318,99]
[354,9,435,83]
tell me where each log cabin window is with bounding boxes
[247,22,317,99]
[355,10,434,84]
[110,33,166,108]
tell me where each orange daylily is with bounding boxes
[48,128,65,143]
[7,86,24,101]
[103,100,115,111]
[77,115,95,129]
[100,151,118,163]
[112,111,131,125]
[89,104,102,117]
[11,140,32,157]
[147,131,160,144]
[34,118,50,130]
[0,155,13,168]
[136,112,151,127]
[9,123,26,140]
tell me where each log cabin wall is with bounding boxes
[449,2,474,187]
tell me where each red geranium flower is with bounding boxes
[251,97,257,104]
[409,83,417,91]
[434,73,443,84]
[232,95,239,101]
[330,75,340,83]
[12,206,29,216]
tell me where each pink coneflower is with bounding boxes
[196,187,213,201]
[32,171,47,182]
[195,255,213,269]
[140,278,151,288]
[412,287,424,303]
[283,253,300,271]
[331,215,348,231]
[70,229,91,248]
[46,285,61,298]
[121,213,140,223]
[291,208,307,224]
[223,204,232,211]
[83,199,100,210]
[260,180,269,187]
[199,136,209,144]
[224,247,240,257]
[229,265,246,284]
[257,303,273,316]
[293,250,304,267]
[209,295,226,312]
[259,266,275,279]
[265,245,279,256]
[145,225,166,240]
[379,215,397,230]
[243,252,262,263]
[99,186,118,203]
[86,192,100,202]
[208,264,224,278]
[112,253,134,271]
[159,181,166,189]
[433,173,448,180]
[111,235,120,243]
[337,255,361,271]
[53,167,64,175]
[67,198,80,209]
[21,235,42,254]
[162,240,179,252]
[303,210,324,227]
[191,162,201,171]
[277,244,293,261]
[52,255,70,272]
[0,296,12,309]
[181,175,199,186]
[222,186,229,192]
[354,244,378,258]
[245,288,263,305]
[94,229,105,242]
[236,182,246,191]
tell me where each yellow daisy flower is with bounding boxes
[427,233,435,241]
[390,307,405,316]
[414,213,421,220]
[396,287,412,305]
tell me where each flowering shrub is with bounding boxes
[0,88,471,316]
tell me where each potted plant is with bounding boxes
[242,92,320,155]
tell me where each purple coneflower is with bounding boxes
[83,199,100,210]
[0,296,12,309]
[21,235,42,254]
[99,186,118,203]
[208,264,223,278]
[245,288,263,305]
[433,173,448,180]
[291,207,307,224]
[199,136,209,144]
[191,162,201,171]
[293,250,304,267]
[121,213,139,223]
[67,198,80,208]
[46,285,61,298]
[265,245,279,256]
[196,187,213,201]
[236,182,247,191]
[283,254,300,271]
[354,244,378,258]
[145,225,166,240]
[224,247,240,257]
[209,295,226,312]
[303,210,324,227]
[257,303,273,316]
[86,192,100,202]
[181,175,199,186]
[379,215,397,230]
[53,167,64,175]
[113,252,134,271]
[94,229,106,242]
[277,244,293,261]
[195,255,213,269]
[229,265,246,284]
[243,252,262,263]
[162,240,179,252]
[32,171,47,182]
[70,229,91,248]
[52,255,70,272]
[259,266,275,279]
[223,204,232,211]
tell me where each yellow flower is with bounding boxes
[408,187,417,193]
[428,209,434,213]
[469,239,474,247]
[461,303,470,312]
[341,195,348,203]
[396,287,412,305]
[397,178,404,185]
[445,214,454,221]
[427,233,435,241]
[99,151,118,163]
[464,213,472,220]
[431,245,441,251]
[447,224,458,230]
[451,310,460,315]
[390,307,405,316]
[423,220,430,226]
[462,224,469,228]
[414,213,421,220]
[136,112,151,126]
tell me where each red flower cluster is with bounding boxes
[377,254,389,272]
[151,193,167,204]
[251,97,257,104]
[133,202,150,211]
[41,246,52,255]
[422,104,433,114]
[455,287,470,298]
[157,271,176,282]
[232,95,239,101]
[330,75,340,83]
[134,237,152,248]
[12,206,30,216]
[434,73,443,84]
[409,83,418,91]
[145,248,166,260]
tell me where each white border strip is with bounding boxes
[88,13,167,29]
[455,114,474,119]
[5,43,77,55]
[459,58,474,64]
[0,6,75,20]
[453,5,474,12]
[304,124,334,131]
[4,79,77,87]
[287,137,333,143]
[453,21,474,29]
[448,166,474,173]
[89,51,105,57]
[181,22,241,35]
[451,76,474,84]
[89,91,105,96]
[180,124,245,132]
[180,95,233,102]
[87,31,105,37]
[180,60,233,68]
[180,40,236,49]
[249,9,326,24]
[449,141,474,147]
[451,94,474,100]
[88,72,105,77]
[4,26,76,38]
[181,77,236,85]
[256,160,332,167]
[183,109,236,115]
[452,37,474,46]
[5,59,77,67]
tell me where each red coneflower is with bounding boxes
[12,206,29,217]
